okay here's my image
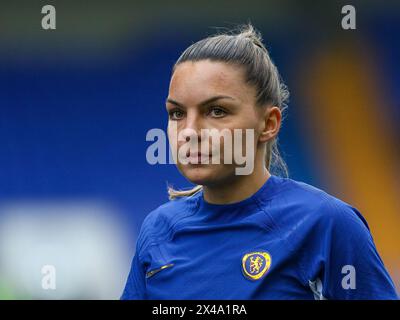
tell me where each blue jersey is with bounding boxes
[121,175,398,299]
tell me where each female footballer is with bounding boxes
[121,24,398,299]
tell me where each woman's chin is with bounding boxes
[179,164,220,185]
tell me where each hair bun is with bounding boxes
[236,23,266,51]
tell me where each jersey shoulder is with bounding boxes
[270,177,370,234]
[136,193,201,253]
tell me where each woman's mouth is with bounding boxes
[186,151,211,164]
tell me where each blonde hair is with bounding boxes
[167,24,289,200]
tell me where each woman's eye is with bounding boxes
[169,110,185,120]
[208,107,227,118]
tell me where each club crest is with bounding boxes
[242,251,271,280]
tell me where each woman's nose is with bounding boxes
[182,114,202,141]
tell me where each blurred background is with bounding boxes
[0,0,399,299]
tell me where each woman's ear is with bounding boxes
[259,106,281,143]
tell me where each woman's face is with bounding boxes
[166,60,271,187]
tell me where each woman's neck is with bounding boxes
[202,166,271,205]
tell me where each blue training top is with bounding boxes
[121,174,398,299]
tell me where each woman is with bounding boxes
[121,24,398,299]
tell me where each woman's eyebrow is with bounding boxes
[166,95,236,108]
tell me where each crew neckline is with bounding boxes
[195,174,282,215]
